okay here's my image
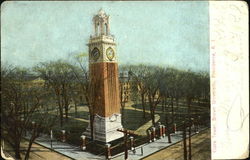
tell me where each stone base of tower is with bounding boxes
[84,113,123,142]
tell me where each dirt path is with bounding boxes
[143,129,211,160]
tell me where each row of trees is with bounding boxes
[1,66,57,159]
[127,64,210,126]
[1,56,209,159]
[1,54,93,159]
[33,53,93,126]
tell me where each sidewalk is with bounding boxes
[143,129,211,160]
[28,127,208,160]
[27,134,104,160]
[111,127,208,160]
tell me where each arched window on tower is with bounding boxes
[105,23,108,35]
[96,23,100,36]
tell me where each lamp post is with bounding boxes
[61,130,66,142]
[80,135,86,150]
[173,123,177,134]
[21,117,26,136]
[50,129,53,148]
[117,128,137,160]
[183,121,187,160]
[188,118,192,160]
[147,129,152,143]
[191,118,194,132]
[129,136,135,153]
[151,127,156,142]
[31,121,35,129]
[197,116,201,133]
[165,116,172,143]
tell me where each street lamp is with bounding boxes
[50,129,53,148]
[31,121,36,129]
[147,129,152,143]
[61,130,66,142]
[80,135,86,150]
[129,136,135,153]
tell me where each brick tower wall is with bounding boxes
[90,62,121,117]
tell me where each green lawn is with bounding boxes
[122,108,151,130]
[50,116,88,145]
[31,100,209,146]
[32,110,88,146]
[130,100,210,131]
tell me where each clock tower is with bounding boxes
[84,9,123,142]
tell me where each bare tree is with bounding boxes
[69,53,95,140]
[35,60,76,127]
[118,65,131,124]
[128,64,150,118]
[144,66,164,126]
[1,66,57,159]
[163,68,177,124]
[130,80,140,110]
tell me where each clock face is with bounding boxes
[106,47,115,61]
[91,48,100,61]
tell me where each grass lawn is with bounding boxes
[32,109,88,146]
[50,116,88,146]
[130,99,210,128]
[31,99,210,147]
[122,108,152,130]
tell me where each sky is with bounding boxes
[1,1,209,72]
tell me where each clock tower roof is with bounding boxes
[97,9,106,17]
[92,9,111,37]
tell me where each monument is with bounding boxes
[84,9,123,142]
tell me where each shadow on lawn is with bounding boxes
[130,103,210,128]
[44,102,209,146]
[122,108,151,130]
[68,110,89,120]
[45,113,89,146]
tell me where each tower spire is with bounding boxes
[98,8,105,16]
[93,9,110,36]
